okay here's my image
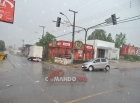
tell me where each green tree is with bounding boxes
[36,32,55,58]
[106,33,114,42]
[87,29,114,42]
[114,32,126,48]
[88,29,127,48]
[88,29,106,40]
[0,40,6,52]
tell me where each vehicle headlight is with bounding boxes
[82,64,87,66]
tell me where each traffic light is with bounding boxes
[56,17,61,27]
[111,14,117,25]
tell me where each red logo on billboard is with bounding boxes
[86,46,92,49]
[57,42,61,46]
[63,42,70,46]
[0,0,15,23]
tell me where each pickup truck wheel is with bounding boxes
[105,66,110,71]
[89,66,93,71]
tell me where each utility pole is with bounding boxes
[21,39,24,48]
[93,30,96,59]
[13,44,15,50]
[39,26,46,38]
[69,9,78,64]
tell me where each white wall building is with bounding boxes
[86,40,120,59]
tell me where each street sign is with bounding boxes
[0,0,15,24]
[105,17,112,24]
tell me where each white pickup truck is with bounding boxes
[28,46,43,61]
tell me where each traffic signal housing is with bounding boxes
[111,14,117,25]
[56,17,61,27]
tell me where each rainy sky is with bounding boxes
[0,0,140,48]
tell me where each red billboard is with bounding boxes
[122,45,136,55]
[121,45,129,55]
[0,0,15,23]
[128,46,135,55]
[135,47,140,56]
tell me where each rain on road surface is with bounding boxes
[0,54,140,103]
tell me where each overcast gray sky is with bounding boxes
[0,0,140,48]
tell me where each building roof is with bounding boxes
[97,46,112,50]
[86,39,115,48]
[24,44,33,46]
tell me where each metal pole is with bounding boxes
[43,27,44,37]
[69,9,78,64]
[72,12,75,58]
[93,30,96,59]
[84,28,87,61]
[83,29,88,61]
[13,44,15,50]
[39,26,46,38]
[21,39,24,48]
[23,40,24,47]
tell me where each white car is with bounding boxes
[82,58,110,71]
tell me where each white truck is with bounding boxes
[28,46,43,61]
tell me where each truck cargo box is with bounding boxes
[28,46,43,61]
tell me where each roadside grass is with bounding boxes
[111,58,118,60]
[124,55,140,62]
[46,59,54,63]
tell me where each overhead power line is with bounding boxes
[52,0,140,34]
[75,0,103,11]
[62,0,92,15]
[97,17,140,29]
[76,0,140,24]
[55,15,140,38]
[90,15,140,28]
[55,29,83,38]
[118,18,140,24]
[118,15,140,22]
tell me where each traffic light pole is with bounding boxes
[83,28,89,61]
[69,9,78,64]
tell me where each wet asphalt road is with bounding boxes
[0,54,140,103]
